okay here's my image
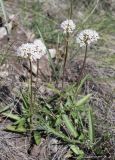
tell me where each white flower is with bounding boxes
[17,39,47,61]
[17,39,57,61]
[61,19,76,34]
[17,43,33,59]
[76,29,99,47]
[34,39,47,55]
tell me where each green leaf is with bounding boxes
[78,133,84,141]
[47,83,61,95]
[33,131,41,145]
[14,118,25,125]
[17,118,26,129]
[44,124,79,144]
[5,125,26,133]
[76,74,90,94]
[70,145,84,156]
[62,113,78,138]
[76,94,91,107]
[21,92,29,109]
[2,112,21,121]
[88,107,94,145]
[55,116,62,126]
[0,106,10,113]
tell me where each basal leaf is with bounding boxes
[33,131,41,145]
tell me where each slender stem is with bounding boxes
[62,33,69,88]
[29,59,33,129]
[36,59,39,85]
[69,0,73,19]
[37,59,39,77]
[77,44,88,84]
[62,0,73,88]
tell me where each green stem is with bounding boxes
[37,59,39,78]
[29,59,33,130]
[36,59,39,85]
[77,44,88,84]
[62,33,69,88]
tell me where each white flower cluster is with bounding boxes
[17,39,47,61]
[34,39,47,54]
[61,19,76,34]
[76,29,99,47]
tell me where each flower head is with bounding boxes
[34,39,47,55]
[17,39,47,61]
[17,43,33,59]
[76,29,99,47]
[61,19,76,34]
